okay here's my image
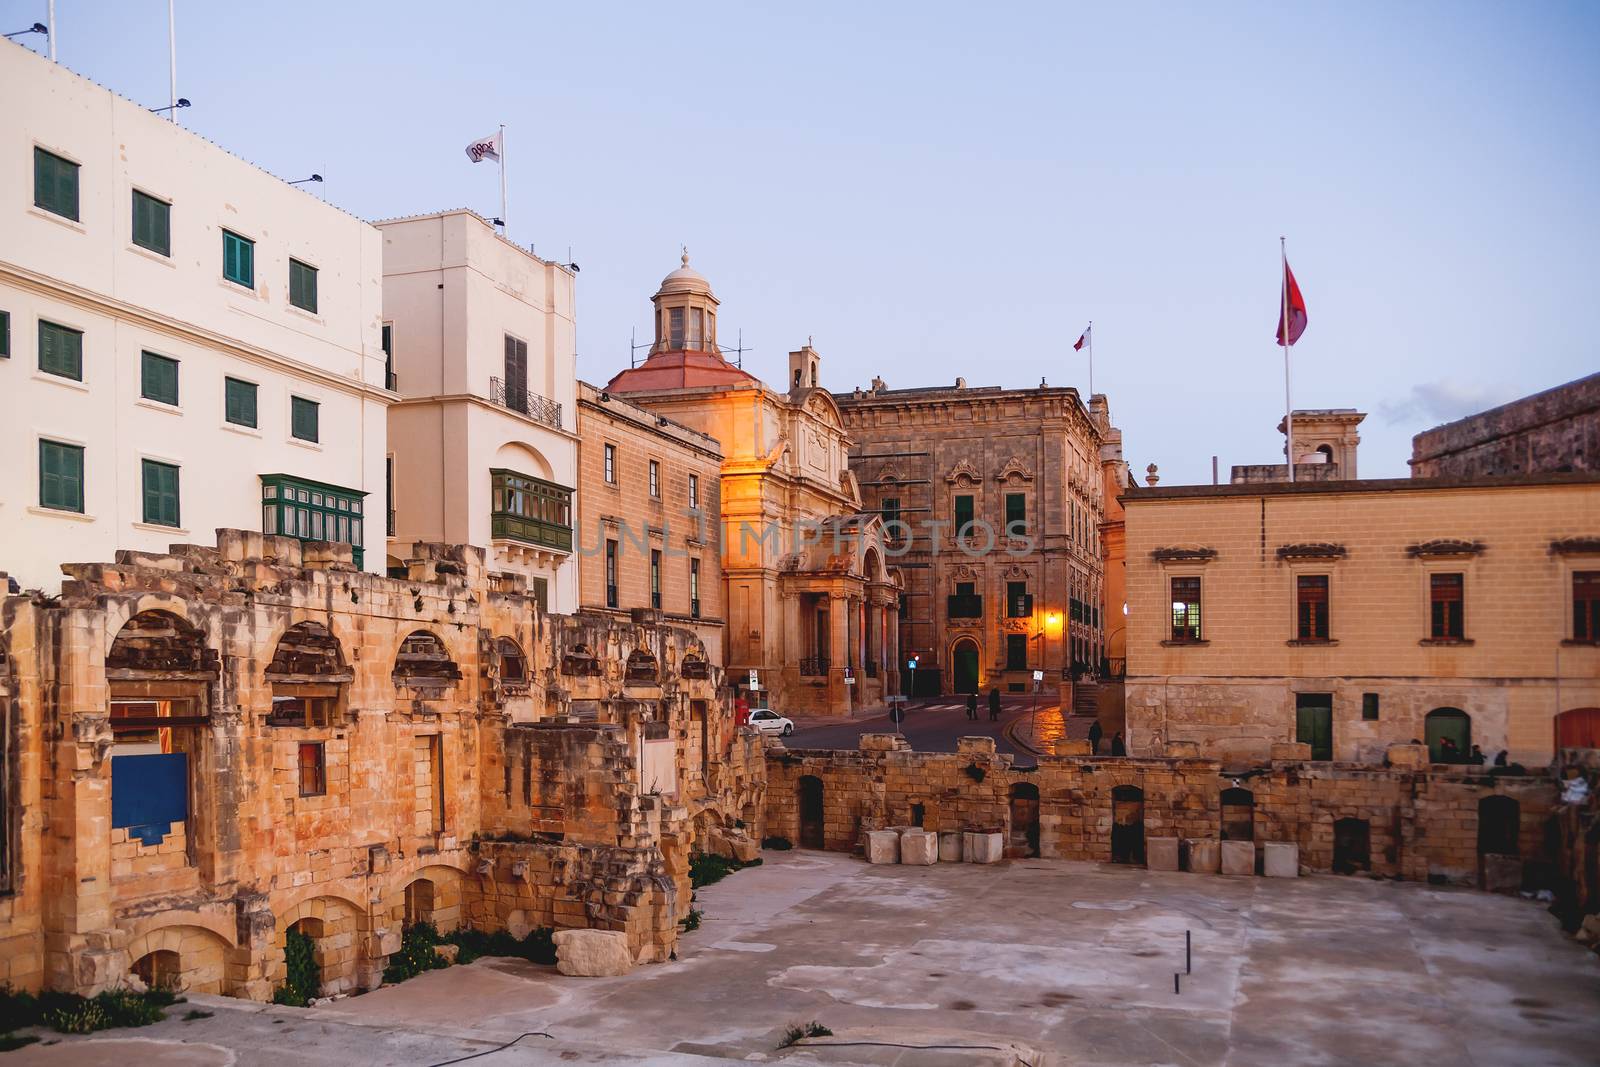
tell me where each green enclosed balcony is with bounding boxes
[490,469,573,553]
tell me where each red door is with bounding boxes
[1556,708,1600,749]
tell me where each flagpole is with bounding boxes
[498,124,508,236]
[1088,320,1094,399]
[167,0,178,123]
[1281,236,1294,484]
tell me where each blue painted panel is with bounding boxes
[111,753,188,846]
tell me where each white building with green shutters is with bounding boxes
[0,41,391,591]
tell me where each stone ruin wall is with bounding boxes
[0,531,762,998]
[765,735,1559,887]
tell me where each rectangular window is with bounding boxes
[140,351,179,406]
[141,459,180,527]
[33,147,79,221]
[290,396,319,442]
[1006,581,1031,618]
[530,577,548,614]
[649,459,661,498]
[1429,572,1464,639]
[954,494,974,535]
[501,334,529,412]
[1362,693,1380,721]
[881,496,900,524]
[669,307,685,349]
[604,443,616,484]
[688,473,699,510]
[1005,492,1026,529]
[1295,693,1334,760]
[298,742,326,797]
[1296,574,1329,640]
[1170,576,1202,642]
[38,320,83,380]
[289,258,318,313]
[651,549,662,609]
[259,474,366,567]
[605,540,619,608]
[1006,633,1028,671]
[690,558,701,618]
[222,230,254,287]
[381,322,396,390]
[225,377,258,428]
[131,190,170,256]
[1575,571,1600,643]
[1,309,9,357]
[39,439,85,513]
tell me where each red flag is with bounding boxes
[1073,325,1091,351]
[1276,259,1308,346]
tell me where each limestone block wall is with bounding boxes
[0,529,758,998]
[765,737,1558,883]
[1410,372,1600,478]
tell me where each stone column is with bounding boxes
[828,591,850,714]
[886,601,901,696]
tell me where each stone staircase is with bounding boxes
[1072,681,1099,717]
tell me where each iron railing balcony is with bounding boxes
[490,511,573,552]
[489,376,563,430]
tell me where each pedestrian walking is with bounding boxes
[966,692,978,720]
[988,686,1002,722]
[1088,718,1103,755]
[1110,731,1126,757]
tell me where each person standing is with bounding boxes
[1110,731,1127,757]
[988,686,1002,722]
[966,692,978,721]
[1088,718,1104,755]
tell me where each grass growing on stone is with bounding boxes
[679,908,703,932]
[382,922,452,985]
[272,927,320,1006]
[443,926,556,966]
[690,853,763,888]
[777,1021,833,1048]
[0,985,181,1038]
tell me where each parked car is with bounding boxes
[748,708,794,736]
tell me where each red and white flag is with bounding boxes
[465,132,502,163]
[1073,325,1091,351]
[1276,258,1308,346]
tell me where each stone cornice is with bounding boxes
[1550,537,1600,556]
[1,261,395,405]
[1405,539,1484,558]
[1276,542,1347,561]
[1151,546,1218,563]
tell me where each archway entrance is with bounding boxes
[1555,708,1600,749]
[1425,708,1471,763]
[1009,783,1040,857]
[1477,795,1520,858]
[1332,818,1370,874]
[1111,785,1145,865]
[798,775,824,850]
[951,639,979,695]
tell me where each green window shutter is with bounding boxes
[223,230,254,286]
[141,460,180,526]
[1005,493,1025,526]
[132,191,171,256]
[33,147,80,221]
[140,352,179,405]
[954,494,974,532]
[38,320,84,380]
[1,310,9,357]
[289,259,318,313]
[39,440,85,512]
[225,377,258,427]
[291,396,319,442]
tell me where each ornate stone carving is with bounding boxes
[1276,542,1347,561]
[1405,539,1485,558]
[945,458,982,485]
[994,457,1035,483]
[1151,546,1218,563]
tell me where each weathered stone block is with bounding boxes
[1185,839,1220,874]
[964,831,1003,864]
[860,733,907,752]
[1147,836,1180,871]
[1262,842,1298,878]
[1220,840,1256,876]
[938,831,964,863]
[552,929,633,977]
[1053,739,1091,756]
[1481,853,1523,894]
[1164,740,1200,758]
[866,830,900,864]
[1271,742,1312,761]
[957,737,997,756]
[899,829,937,865]
[1386,744,1430,769]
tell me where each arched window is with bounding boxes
[625,649,659,683]
[393,631,461,689]
[496,637,528,685]
[1424,708,1471,763]
[266,622,349,727]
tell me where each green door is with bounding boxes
[1295,693,1333,760]
[952,642,979,694]
[1425,708,1470,763]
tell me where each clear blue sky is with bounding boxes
[11,1,1597,481]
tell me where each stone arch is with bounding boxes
[1424,707,1471,763]
[863,546,883,583]
[393,630,462,690]
[99,594,199,657]
[625,648,659,683]
[495,635,529,686]
[384,864,468,934]
[266,621,349,678]
[123,922,232,995]
[1220,787,1254,841]
[107,609,212,674]
[1555,707,1600,749]
[948,636,981,695]
[493,439,555,481]
[274,894,370,997]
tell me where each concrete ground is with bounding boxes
[9,851,1597,1066]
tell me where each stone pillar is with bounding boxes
[828,591,850,714]
[885,601,901,696]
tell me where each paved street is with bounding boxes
[783,694,1093,758]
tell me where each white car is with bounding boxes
[747,708,795,736]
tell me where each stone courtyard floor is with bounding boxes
[9,851,1598,1065]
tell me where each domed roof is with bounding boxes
[655,249,715,299]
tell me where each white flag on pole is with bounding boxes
[465,132,502,163]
